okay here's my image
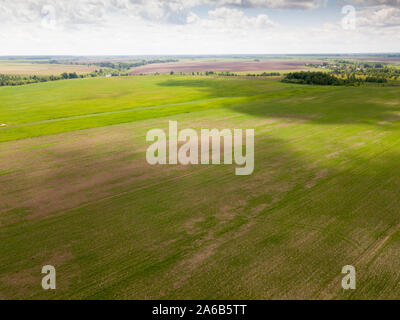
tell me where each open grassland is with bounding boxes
[1,75,400,299]
[0,62,98,75]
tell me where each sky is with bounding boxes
[0,0,399,55]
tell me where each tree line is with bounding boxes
[282,71,387,86]
[0,72,82,86]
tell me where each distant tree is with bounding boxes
[68,72,78,79]
[365,76,387,83]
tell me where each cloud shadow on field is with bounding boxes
[229,87,400,129]
[157,78,400,129]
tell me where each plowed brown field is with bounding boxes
[129,60,322,74]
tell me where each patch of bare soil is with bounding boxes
[325,151,341,159]
[305,168,329,189]
[0,123,202,222]
[166,218,256,291]
[129,60,323,74]
[1,267,38,295]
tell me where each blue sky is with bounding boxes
[0,0,399,55]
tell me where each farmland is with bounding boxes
[1,72,400,299]
[129,59,321,74]
[0,61,98,76]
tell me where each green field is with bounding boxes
[1,75,400,299]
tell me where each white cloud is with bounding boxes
[0,0,321,29]
[206,7,275,28]
[356,5,400,26]
[0,0,399,55]
[349,0,400,7]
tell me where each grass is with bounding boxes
[1,75,400,299]
[0,75,327,142]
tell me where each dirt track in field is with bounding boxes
[129,60,323,74]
